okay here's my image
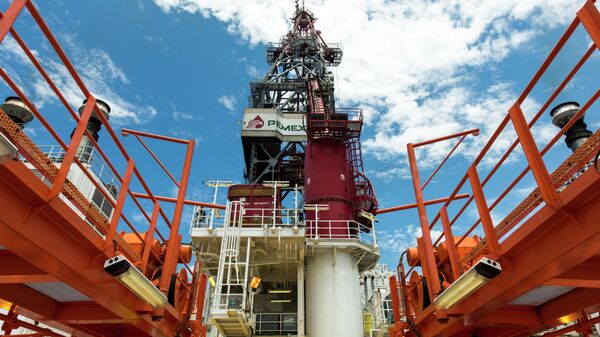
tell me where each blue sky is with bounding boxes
[1,0,599,268]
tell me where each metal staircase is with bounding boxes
[347,137,377,216]
[210,201,251,337]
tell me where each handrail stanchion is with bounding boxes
[467,166,502,258]
[47,97,95,200]
[160,140,195,294]
[440,206,460,280]
[103,159,135,250]
[141,202,161,273]
[508,104,562,209]
[407,143,441,299]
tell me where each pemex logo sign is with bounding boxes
[242,110,307,140]
[246,115,265,129]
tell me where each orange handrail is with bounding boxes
[0,0,201,320]
[399,0,600,321]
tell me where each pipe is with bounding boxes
[376,193,470,215]
[132,192,226,210]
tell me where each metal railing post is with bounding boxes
[467,165,502,258]
[508,104,562,209]
[407,143,442,298]
[440,206,461,280]
[103,158,135,249]
[160,140,195,293]
[141,201,161,273]
[47,96,96,200]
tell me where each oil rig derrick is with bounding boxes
[194,4,380,337]
[242,6,341,186]
[0,1,599,337]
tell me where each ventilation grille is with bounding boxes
[91,188,114,219]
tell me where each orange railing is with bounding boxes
[399,0,600,315]
[0,0,200,314]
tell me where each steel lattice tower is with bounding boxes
[242,6,343,185]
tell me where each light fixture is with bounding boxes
[0,299,12,310]
[268,289,292,294]
[270,299,292,303]
[433,257,502,310]
[0,132,18,165]
[104,255,167,309]
[550,102,592,152]
[250,276,262,289]
[1,96,34,129]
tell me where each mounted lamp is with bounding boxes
[0,96,35,165]
[104,255,168,308]
[434,257,502,310]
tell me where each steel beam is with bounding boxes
[538,288,600,324]
[0,161,178,337]
[0,251,57,283]
[0,284,58,318]
[415,168,600,336]
[476,305,541,327]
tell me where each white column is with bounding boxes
[306,248,363,337]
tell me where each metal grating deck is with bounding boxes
[25,282,90,302]
[509,286,574,306]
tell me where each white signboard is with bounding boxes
[241,108,307,141]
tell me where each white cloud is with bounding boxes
[170,103,195,121]
[368,167,410,183]
[218,94,237,112]
[172,110,194,121]
[246,64,260,78]
[144,35,165,43]
[378,223,443,255]
[169,128,207,144]
[152,0,585,170]
[0,34,156,124]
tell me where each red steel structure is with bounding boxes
[0,1,215,336]
[304,75,378,235]
[387,1,600,336]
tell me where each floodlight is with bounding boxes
[250,276,262,289]
[434,257,501,310]
[104,255,167,308]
